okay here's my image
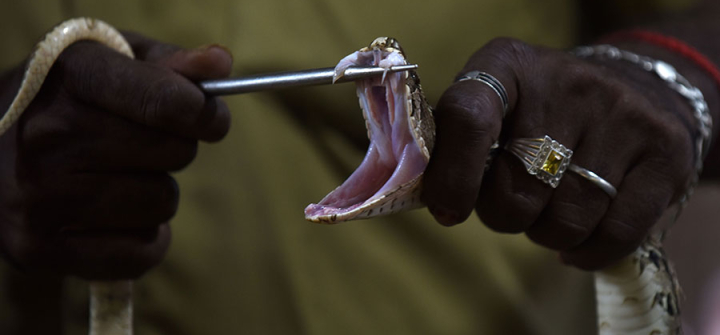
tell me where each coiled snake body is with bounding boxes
[4,19,681,335]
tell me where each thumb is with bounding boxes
[123,31,233,81]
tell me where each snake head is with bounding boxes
[306,38,434,224]
[366,37,405,56]
[332,37,407,83]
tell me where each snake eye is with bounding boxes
[386,38,398,49]
[368,37,405,56]
[387,38,405,56]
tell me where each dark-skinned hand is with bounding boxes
[422,38,712,270]
[0,32,232,280]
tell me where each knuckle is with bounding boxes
[479,188,544,233]
[562,62,595,83]
[152,175,180,223]
[638,158,682,196]
[437,91,499,140]
[549,201,592,233]
[122,174,179,225]
[140,77,179,126]
[559,62,609,98]
[602,216,646,247]
[480,37,536,67]
[117,225,171,278]
[612,95,693,178]
[140,76,202,129]
[201,99,232,142]
[634,131,693,191]
[59,42,105,96]
[24,185,76,232]
[528,202,594,250]
[5,230,48,270]
[612,89,653,117]
[167,138,198,171]
[20,111,75,155]
[652,125,693,169]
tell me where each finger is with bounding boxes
[56,223,171,280]
[476,151,554,232]
[20,104,197,173]
[525,173,611,251]
[422,38,521,226]
[524,126,634,250]
[56,40,231,141]
[123,32,233,80]
[477,117,588,233]
[559,161,676,270]
[25,173,179,233]
[474,42,617,233]
[1,220,171,280]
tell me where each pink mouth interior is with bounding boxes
[304,49,427,218]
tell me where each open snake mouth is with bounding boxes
[305,42,430,223]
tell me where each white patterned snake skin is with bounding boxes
[5,19,681,335]
[2,18,134,335]
[306,37,683,334]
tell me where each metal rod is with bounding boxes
[199,64,418,96]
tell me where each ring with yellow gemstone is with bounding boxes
[506,136,572,188]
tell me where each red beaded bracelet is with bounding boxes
[600,30,720,92]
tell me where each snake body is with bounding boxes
[2,18,134,335]
[5,18,682,335]
[306,37,682,334]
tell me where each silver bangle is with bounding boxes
[574,44,713,212]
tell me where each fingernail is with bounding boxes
[196,44,232,56]
[430,207,459,226]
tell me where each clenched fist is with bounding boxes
[422,38,717,270]
[0,32,232,279]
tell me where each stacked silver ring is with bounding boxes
[456,71,509,117]
[456,71,508,169]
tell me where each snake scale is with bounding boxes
[1,18,134,335]
[3,18,681,334]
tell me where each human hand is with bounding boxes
[421,38,705,270]
[0,32,232,279]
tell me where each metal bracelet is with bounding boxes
[573,44,713,215]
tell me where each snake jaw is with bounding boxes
[305,38,433,224]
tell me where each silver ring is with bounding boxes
[567,164,618,198]
[506,136,572,188]
[506,135,617,198]
[456,71,509,117]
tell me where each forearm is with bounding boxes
[579,0,720,178]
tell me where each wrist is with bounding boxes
[575,44,709,159]
[574,43,714,213]
[604,41,719,134]
[597,32,720,177]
